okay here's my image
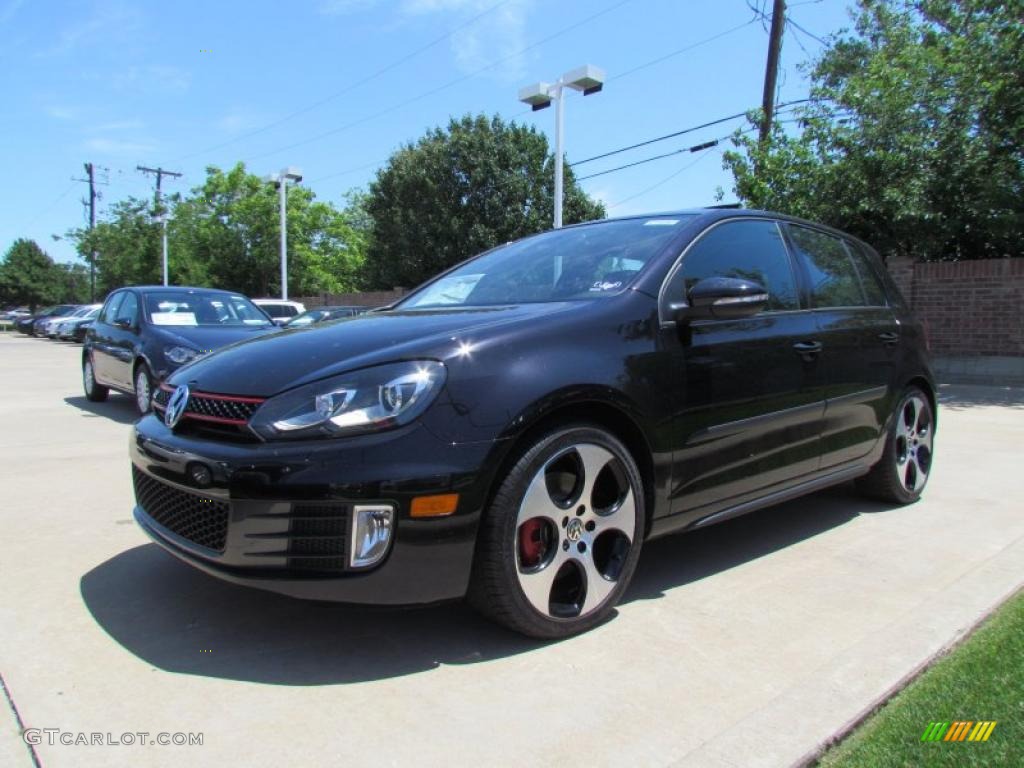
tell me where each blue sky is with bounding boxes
[1,0,855,265]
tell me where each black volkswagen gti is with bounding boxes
[83,286,277,415]
[129,210,935,638]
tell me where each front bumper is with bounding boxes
[130,415,505,604]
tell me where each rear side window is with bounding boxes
[846,242,889,306]
[99,292,123,325]
[786,225,868,307]
[678,220,800,311]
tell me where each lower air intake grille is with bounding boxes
[287,503,349,571]
[133,466,229,553]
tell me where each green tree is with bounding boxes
[169,164,364,297]
[0,239,62,310]
[363,114,605,289]
[69,198,162,293]
[723,0,1024,261]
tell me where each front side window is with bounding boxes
[677,219,800,311]
[400,216,694,308]
[99,293,124,325]
[143,292,272,327]
[787,225,868,308]
[117,292,140,325]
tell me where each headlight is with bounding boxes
[165,345,200,364]
[249,360,446,440]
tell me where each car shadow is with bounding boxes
[64,395,139,425]
[80,484,895,686]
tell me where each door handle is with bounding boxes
[878,331,899,346]
[793,341,823,360]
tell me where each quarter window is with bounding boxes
[847,242,888,306]
[787,226,869,307]
[678,220,800,311]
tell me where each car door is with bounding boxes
[90,292,124,386]
[106,290,141,390]
[784,224,900,468]
[661,218,828,519]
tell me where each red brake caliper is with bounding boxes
[518,519,547,567]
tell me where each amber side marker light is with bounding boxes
[410,494,459,517]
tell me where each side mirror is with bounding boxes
[678,276,769,321]
[113,316,133,329]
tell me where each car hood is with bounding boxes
[168,303,580,396]
[155,324,277,352]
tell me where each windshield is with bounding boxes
[143,292,272,327]
[400,216,694,309]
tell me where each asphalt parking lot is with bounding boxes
[1,332,1022,768]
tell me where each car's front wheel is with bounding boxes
[134,363,154,415]
[858,386,934,504]
[82,355,109,402]
[468,425,644,638]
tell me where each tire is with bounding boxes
[468,425,645,639]
[133,362,154,415]
[857,386,935,504]
[83,355,109,402]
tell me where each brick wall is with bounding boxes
[887,255,1024,357]
[292,289,408,309]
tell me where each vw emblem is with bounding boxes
[164,384,190,428]
[566,517,584,542]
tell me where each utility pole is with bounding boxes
[137,165,182,286]
[72,163,103,301]
[759,0,786,145]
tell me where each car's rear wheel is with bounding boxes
[134,363,154,415]
[82,355,108,402]
[468,425,644,638]
[857,386,934,504]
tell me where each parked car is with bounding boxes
[283,305,367,327]
[57,305,102,340]
[46,304,100,338]
[129,210,935,638]
[83,286,277,415]
[29,305,81,336]
[72,319,96,343]
[252,299,306,326]
[1,307,30,321]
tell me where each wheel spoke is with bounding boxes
[574,444,615,510]
[911,456,928,491]
[594,488,636,538]
[516,469,564,528]
[580,554,617,615]
[518,548,569,613]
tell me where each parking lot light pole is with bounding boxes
[266,167,302,300]
[518,65,605,229]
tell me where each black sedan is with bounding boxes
[83,286,277,415]
[129,210,935,638]
[283,305,368,327]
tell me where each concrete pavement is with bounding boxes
[1,333,1022,767]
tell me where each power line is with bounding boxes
[241,0,638,164]
[577,135,733,182]
[177,0,514,163]
[607,143,723,210]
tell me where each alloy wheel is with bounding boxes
[84,360,95,393]
[514,443,636,620]
[894,394,932,493]
[135,368,152,413]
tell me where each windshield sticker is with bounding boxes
[412,274,484,306]
[643,218,679,226]
[590,280,623,292]
[151,312,198,326]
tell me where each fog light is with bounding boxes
[349,504,395,569]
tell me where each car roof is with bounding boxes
[122,286,244,295]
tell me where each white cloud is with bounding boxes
[106,65,191,93]
[42,1,143,57]
[319,0,533,80]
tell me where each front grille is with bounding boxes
[286,503,349,572]
[153,385,264,433]
[187,394,262,422]
[133,466,229,552]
